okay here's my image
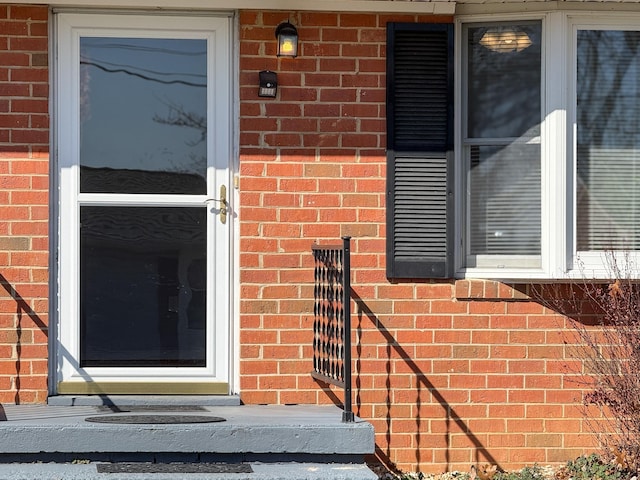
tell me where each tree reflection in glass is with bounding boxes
[79,38,207,194]
[577,30,640,251]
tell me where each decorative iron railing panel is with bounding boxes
[311,236,353,422]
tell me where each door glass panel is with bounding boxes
[80,206,207,367]
[79,38,207,194]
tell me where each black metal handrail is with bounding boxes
[311,236,353,422]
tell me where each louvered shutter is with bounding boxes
[386,23,454,279]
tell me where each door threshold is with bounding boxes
[48,394,241,407]
[56,381,229,396]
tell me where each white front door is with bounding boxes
[55,12,232,394]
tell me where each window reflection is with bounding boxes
[467,23,541,139]
[79,38,207,194]
[577,30,640,250]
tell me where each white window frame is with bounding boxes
[456,11,640,280]
[568,14,640,279]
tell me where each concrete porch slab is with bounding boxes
[0,404,375,457]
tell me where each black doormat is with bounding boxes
[85,415,226,424]
[97,463,253,474]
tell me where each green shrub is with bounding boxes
[558,453,632,480]
[494,465,547,480]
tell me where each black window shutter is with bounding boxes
[386,22,454,279]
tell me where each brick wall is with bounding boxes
[0,4,49,404]
[0,4,601,473]
[238,10,597,473]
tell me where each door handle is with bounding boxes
[205,185,228,224]
[218,185,228,224]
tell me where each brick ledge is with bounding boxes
[455,279,532,301]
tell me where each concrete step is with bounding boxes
[0,461,378,480]
[0,404,377,479]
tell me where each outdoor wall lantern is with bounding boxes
[276,21,298,58]
[479,26,532,53]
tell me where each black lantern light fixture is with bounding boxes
[275,21,298,58]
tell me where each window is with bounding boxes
[463,21,542,270]
[386,14,640,280]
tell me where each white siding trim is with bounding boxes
[6,0,456,15]
[457,1,640,16]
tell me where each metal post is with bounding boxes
[341,236,354,423]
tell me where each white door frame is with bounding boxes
[54,11,234,395]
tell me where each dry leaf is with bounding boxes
[609,279,622,299]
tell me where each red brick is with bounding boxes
[10,129,47,144]
[0,21,27,36]
[342,73,380,88]
[0,84,29,97]
[9,6,48,21]
[319,58,356,72]
[304,73,339,87]
[360,28,386,43]
[303,103,340,117]
[339,13,377,28]
[359,58,385,72]
[319,118,357,132]
[280,88,318,102]
[277,58,317,72]
[265,163,303,177]
[10,68,48,83]
[240,117,278,131]
[302,42,340,57]
[10,98,47,113]
[240,176,278,192]
[264,133,302,147]
[9,37,47,52]
[240,390,278,404]
[0,52,29,66]
[28,22,48,38]
[299,12,338,27]
[319,88,356,103]
[342,103,380,118]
